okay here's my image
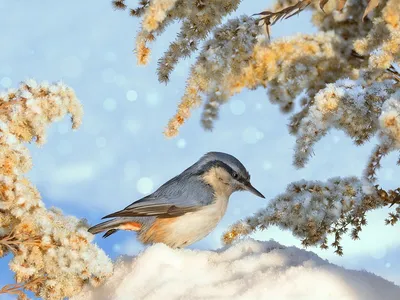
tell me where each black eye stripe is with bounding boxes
[197,160,247,183]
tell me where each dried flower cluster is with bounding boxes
[0,80,112,299]
[111,0,397,136]
[112,0,399,253]
[113,0,241,82]
[292,78,397,167]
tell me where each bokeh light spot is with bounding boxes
[177,139,186,149]
[127,90,138,102]
[137,177,154,195]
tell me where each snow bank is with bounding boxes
[73,239,400,300]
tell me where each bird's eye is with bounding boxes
[232,172,239,179]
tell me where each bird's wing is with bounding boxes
[102,174,214,219]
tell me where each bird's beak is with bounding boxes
[245,182,265,198]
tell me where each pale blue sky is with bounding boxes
[0,0,399,298]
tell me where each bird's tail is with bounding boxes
[88,218,142,238]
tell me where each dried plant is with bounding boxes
[255,0,381,36]
[0,80,113,299]
[0,277,45,300]
[111,0,399,254]
[110,0,398,135]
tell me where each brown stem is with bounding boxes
[351,50,400,83]
[254,0,312,38]
[0,277,45,298]
[0,231,42,254]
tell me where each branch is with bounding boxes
[222,177,398,255]
[111,0,126,10]
[254,0,312,38]
[387,65,400,82]
[0,277,45,299]
[351,50,400,82]
[254,0,382,37]
[364,144,392,183]
[0,230,42,255]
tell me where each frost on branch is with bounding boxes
[109,0,400,253]
[113,0,241,82]
[222,177,389,255]
[353,0,400,71]
[165,16,263,136]
[222,88,400,252]
[379,91,400,147]
[111,0,398,137]
[166,30,358,136]
[0,80,112,300]
[292,77,397,168]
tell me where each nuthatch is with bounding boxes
[88,152,265,248]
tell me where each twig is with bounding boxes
[0,277,45,298]
[0,230,42,254]
[254,0,382,38]
[254,0,312,38]
[351,50,400,82]
[387,65,400,82]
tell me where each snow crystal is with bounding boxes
[73,239,400,300]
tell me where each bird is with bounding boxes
[88,151,265,248]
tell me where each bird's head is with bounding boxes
[190,152,265,199]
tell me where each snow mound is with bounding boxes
[73,239,400,300]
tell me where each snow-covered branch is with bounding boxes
[223,177,399,255]
[109,0,400,255]
[0,80,112,299]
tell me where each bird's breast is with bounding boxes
[139,195,229,248]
